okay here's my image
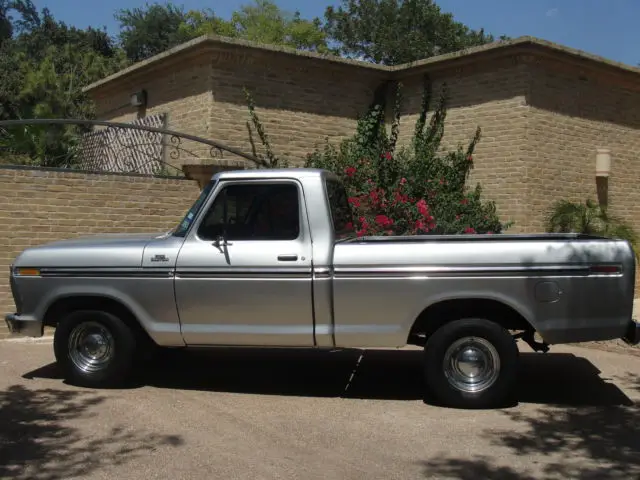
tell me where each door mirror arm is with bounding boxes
[213,235,233,253]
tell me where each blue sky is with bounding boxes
[33,0,640,66]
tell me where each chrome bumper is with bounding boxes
[622,320,640,346]
[4,313,43,337]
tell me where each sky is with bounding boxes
[32,0,640,67]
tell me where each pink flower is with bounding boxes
[416,199,429,217]
[467,155,473,162]
[393,190,408,204]
[381,151,393,160]
[375,215,393,227]
[399,177,407,185]
[460,198,468,205]
[345,166,357,177]
[348,197,361,208]
[464,227,476,234]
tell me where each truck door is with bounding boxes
[174,178,315,346]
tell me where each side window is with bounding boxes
[197,182,301,241]
[325,178,355,239]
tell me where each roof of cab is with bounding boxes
[212,168,337,181]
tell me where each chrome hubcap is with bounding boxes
[443,337,500,393]
[68,321,115,373]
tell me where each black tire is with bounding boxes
[423,318,519,409]
[53,309,137,388]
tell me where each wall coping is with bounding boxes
[0,164,190,181]
[83,34,640,95]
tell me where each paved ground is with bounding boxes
[0,340,638,480]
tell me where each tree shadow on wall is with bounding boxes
[0,385,183,480]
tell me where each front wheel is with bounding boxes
[423,318,519,409]
[53,310,137,388]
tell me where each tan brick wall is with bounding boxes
[395,59,530,230]
[90,48,386,169]
[0,167,201,338]
[92,52,214,169]
[206,48,385,166]
[524,57,640,233]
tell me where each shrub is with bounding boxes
[545,198,639,258]
[303,77,511,236]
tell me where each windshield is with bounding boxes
[172,180,218,237]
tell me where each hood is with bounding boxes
[12,231,171,269]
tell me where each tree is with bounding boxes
[545,198,639,257]
[324,0,504,65]
[0,2,125,166]
[115,0,329,63]
[114,2,196,62]
[228,0,328,52]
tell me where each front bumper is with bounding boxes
[622,320,640,345]
[4,313,43,337]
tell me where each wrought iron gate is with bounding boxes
[0,118,264,176]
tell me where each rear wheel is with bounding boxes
[423,318,519,409]
[53,310,137,388]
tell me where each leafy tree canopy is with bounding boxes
[116,0,329,62]
[324,0,505,65]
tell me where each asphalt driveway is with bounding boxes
[0,339,638,479]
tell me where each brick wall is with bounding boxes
[524,57,640,234]
[91,48,386,169]
[0,166,201,338]
[395,59,530,230]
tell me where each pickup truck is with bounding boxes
[5,168,640,409]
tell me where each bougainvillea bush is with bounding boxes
[303,77,511,237]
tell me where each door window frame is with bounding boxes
[186,178,311,245]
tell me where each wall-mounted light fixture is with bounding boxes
[129,90,147,108]
[595,148,611,177]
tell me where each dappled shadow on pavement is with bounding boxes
[24,348,633,407]
[0,385,183,480]
[421,403,640,479]
[421,356,639,479]
[420,458,536,480]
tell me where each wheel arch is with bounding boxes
[43,294,154,346]
[407,296,536,347]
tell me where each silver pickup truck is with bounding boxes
[6,168,640,408]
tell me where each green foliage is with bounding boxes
[0,2,125,166]
[115,2,200,62]
[545,198,639,256]
[302,77,511,236]
[116,0,329,63]
[228,0,329,52]
[323,0,506,65]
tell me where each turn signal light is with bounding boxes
[15,268,41,277]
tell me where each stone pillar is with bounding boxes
[182,163,243,190]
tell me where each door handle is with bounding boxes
[277,254,298,262]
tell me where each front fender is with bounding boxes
[35,283,185,347]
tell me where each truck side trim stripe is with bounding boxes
[332,264,619,277]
